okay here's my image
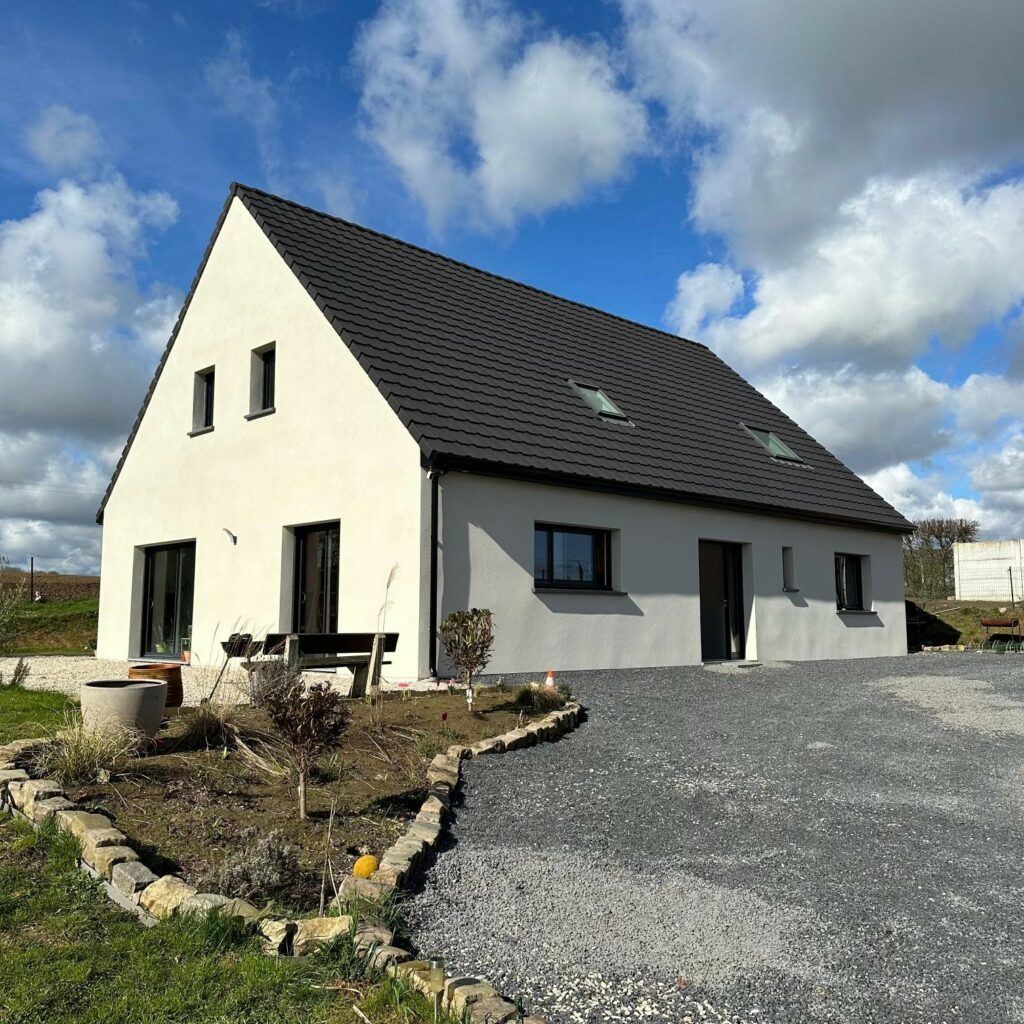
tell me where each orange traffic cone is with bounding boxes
[544,669,556,689]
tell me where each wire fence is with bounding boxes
[954,567,1020,603]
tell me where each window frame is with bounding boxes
[533,522,612,591]
[248,343,276,417]
[742,423,802,462]
[834,552,865,611]
[569,380,631,422]
[191,366,215,433]
[782,545,798,592]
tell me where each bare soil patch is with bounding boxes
[67,686,539,911]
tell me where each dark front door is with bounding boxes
[698,540,746,661]
[293,522,340,634]
[142,542,195,658]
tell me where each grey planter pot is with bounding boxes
[81,679,167,739]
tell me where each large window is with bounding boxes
[192,367,215,433]
[293,522,340,633]
[141,542,195,658]
[835,553,865,610]
[249,343,276,416]
[534,523,611,590]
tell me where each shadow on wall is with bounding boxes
[534,591,643,616]
[905,599,960,651]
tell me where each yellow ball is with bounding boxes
[353,855,379,879]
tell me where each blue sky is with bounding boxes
[1,0,1023,572]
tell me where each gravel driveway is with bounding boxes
[407,655,1024,1024]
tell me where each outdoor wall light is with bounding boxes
[222,528,237,545]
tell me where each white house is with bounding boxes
[96,184,911,679]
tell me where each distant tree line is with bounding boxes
[902,517,979,599]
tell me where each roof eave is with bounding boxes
[426,453,915,535]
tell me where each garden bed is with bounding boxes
[64,686,548,911]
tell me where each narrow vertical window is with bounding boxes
[249,343,276,416]
[192,367,215,433]
[782,546,797,591]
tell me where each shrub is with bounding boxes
[199,828,302,904]
[263,680,348,819]
[0,555,25,659]
[513,683,571,713]
[439,608,494,709]
[178,698,238,750]
[34,712,139,785]
[242,659,301,710]
[0,656,29,688]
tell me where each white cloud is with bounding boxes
[971,433,1024,498]
[864,463,988,527]
[622,0,1024,263]
[355,0,647,229]
[204,30,279,168]
[25,106,104,176]
[760,366,952,475]
[665,261,743,339]
[0,176,180,572]
[691,175,1024,373]
[953,373,1024,437]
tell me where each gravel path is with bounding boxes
[407,655,1024,1024]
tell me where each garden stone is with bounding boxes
[448,981,497,1012]
[419,794,446,819]
[111,860,159,900]
[31,796,77,823]
[6,779,28,805]
[426,765,459,787]
[469,996,519,1023]
[391,960,431,993]
[178,893,232,917]
[371,863,405,888]
[407,820,442,845]
[80,827,128,859]
[368,944,411,969]
[354,920,394,951]
[469,737,504,756]
[56,809,113,838]
[500,728,530,750]
[139,875,197,919]
[292,915,353,956]
[259,917,296,955]
[19,779,64,815]
[220,898,261,924]
[446,744,471,760]
[0,739,42,762]
[0,768,28,785]
[338,875,389,901]
[427,782,452,808]
[87,844,139,878]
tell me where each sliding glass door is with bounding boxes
[141,542,195,658]
[293,522,340,634]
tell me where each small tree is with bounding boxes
[439,608,495,712]
[0,556,27,687]
[263,679,348,820]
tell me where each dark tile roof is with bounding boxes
[98,184,912,532]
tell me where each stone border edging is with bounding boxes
[0,697,583,1024]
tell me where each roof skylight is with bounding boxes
[744,424,802,462]
[572,381,629,421]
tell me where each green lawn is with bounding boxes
[12,597,99,656]
[0,686,74,744]
[0,817,445,1024]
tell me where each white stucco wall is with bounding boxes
[436,473,907,674]
[97,197,430,679]
[953,539,1024,601]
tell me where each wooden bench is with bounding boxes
[260,632,399,699]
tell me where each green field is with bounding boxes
[0,686,75,743]
[11,597,99,656]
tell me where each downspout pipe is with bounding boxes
[427,464,446,678]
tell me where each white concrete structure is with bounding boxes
[953,540,1024,602]
[96,185,910,679]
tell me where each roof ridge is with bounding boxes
[230,181,709,354]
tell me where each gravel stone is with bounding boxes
[407,655,1024,1024]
